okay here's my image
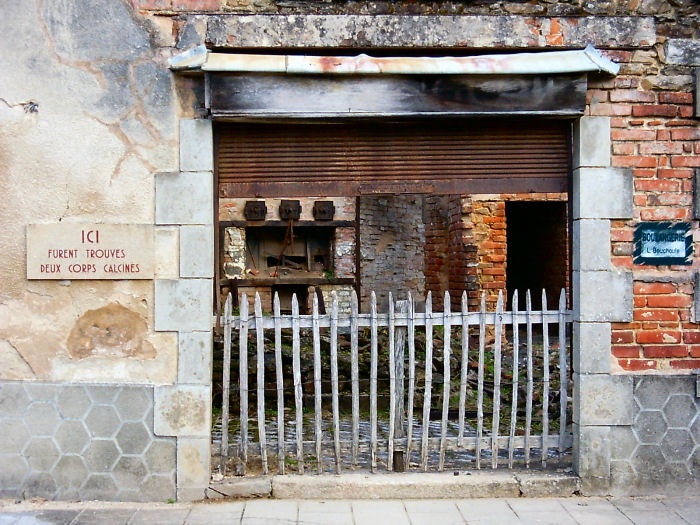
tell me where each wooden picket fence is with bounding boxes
[218,288,572,476]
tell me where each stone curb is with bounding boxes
[204,471,580,500]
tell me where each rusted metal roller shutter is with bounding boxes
[217,120,570,198]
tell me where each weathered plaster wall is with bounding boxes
[0,1,192,383]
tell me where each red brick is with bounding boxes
[634,309,680,321]
[669,359,700,369]
[610,90,655,103]
[633,194,647,206]
[683,332,700,344]
[634,296,647,307]
[657,129,671,140]
[670,128,700,141]
[643,345,688,358]
[590,103,632,116]
[667,120,699,127]
[670,156,700,167]
[612,256,634,268]
[611,156,657,168]
[613,143,636,155]
[639,143,685,155]
[647,193,692,206]
[611,229,634,242]
[659,92,693,104]
[657,168,694,179]
[634,282,676,294]
[617,359,657,371]
[690,346,700,357]
[130,0,171,8]
[639,208,688,221]
[646,295,692,308]
[679,106,695,118]
[611,129,656,141]
[612,345,641,358]
[631,105,678,117]
[635,179,680,192]
[612,330,635,344]
[637,330,681,344]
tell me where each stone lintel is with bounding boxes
[204,15,656,50]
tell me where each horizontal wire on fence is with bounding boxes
[217,288,572,476]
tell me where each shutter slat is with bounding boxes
[217,121,569,197]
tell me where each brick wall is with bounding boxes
[424,195,450,302]
[592,48,700,373]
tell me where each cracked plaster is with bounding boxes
[0,1,190,382]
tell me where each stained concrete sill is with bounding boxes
[205,471,580,500]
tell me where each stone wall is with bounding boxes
[0,382,176,501]
[609,375,699,495]
[359,195,425,310]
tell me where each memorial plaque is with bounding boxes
[27,224,154,279]
[633,222,692,266]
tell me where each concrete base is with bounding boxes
[205,471,580,500]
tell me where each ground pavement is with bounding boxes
[1,496,699,525]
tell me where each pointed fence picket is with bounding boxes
[217,287,572,475]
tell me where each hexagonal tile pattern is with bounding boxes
[24,437,60,471]
[84,440,121,472]
[115,388,151,421]
[112,456,148,489]
[57,386,91,420]
[660,428,694,462]
[0,383,31,417]
[0,381,176,502]
[85,405,121,438]
[116,422,151,455]
[54,420,90,454]
[24,402,61,436]
[663,395,697,428]
[634,410,667,444]
[617,376,700,494]
[0,419,30,454]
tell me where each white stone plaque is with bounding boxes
[27,224,155,279]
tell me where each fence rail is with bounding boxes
[218,288,571,476]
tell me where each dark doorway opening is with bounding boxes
[506,201,568,311]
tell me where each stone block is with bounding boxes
[573,322,611,374]
[572,220,610,271]
[51,456,88,493]
[140,473,176,502]
[154,279,212,332]
[24,437,60,471]
[573,270,633,322]
[514,472,581,497]
[179,225,214,278]
[23,472,58,499]
[155,172,213,226]
[177,438,211,489]
[178,332,212,385]
[574,374,634,426]
[177,487,207,502]
[154,385,211,437]
[0,454,28,491]
[665,39,700,66]
[573,116,611,168]
[573,424,611,479]
[79,474,119,501]
[180,119,213,172]
[572,167,633,219]
[112,456,148,490]
[660,429,694,462]
[155,226,179,279]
